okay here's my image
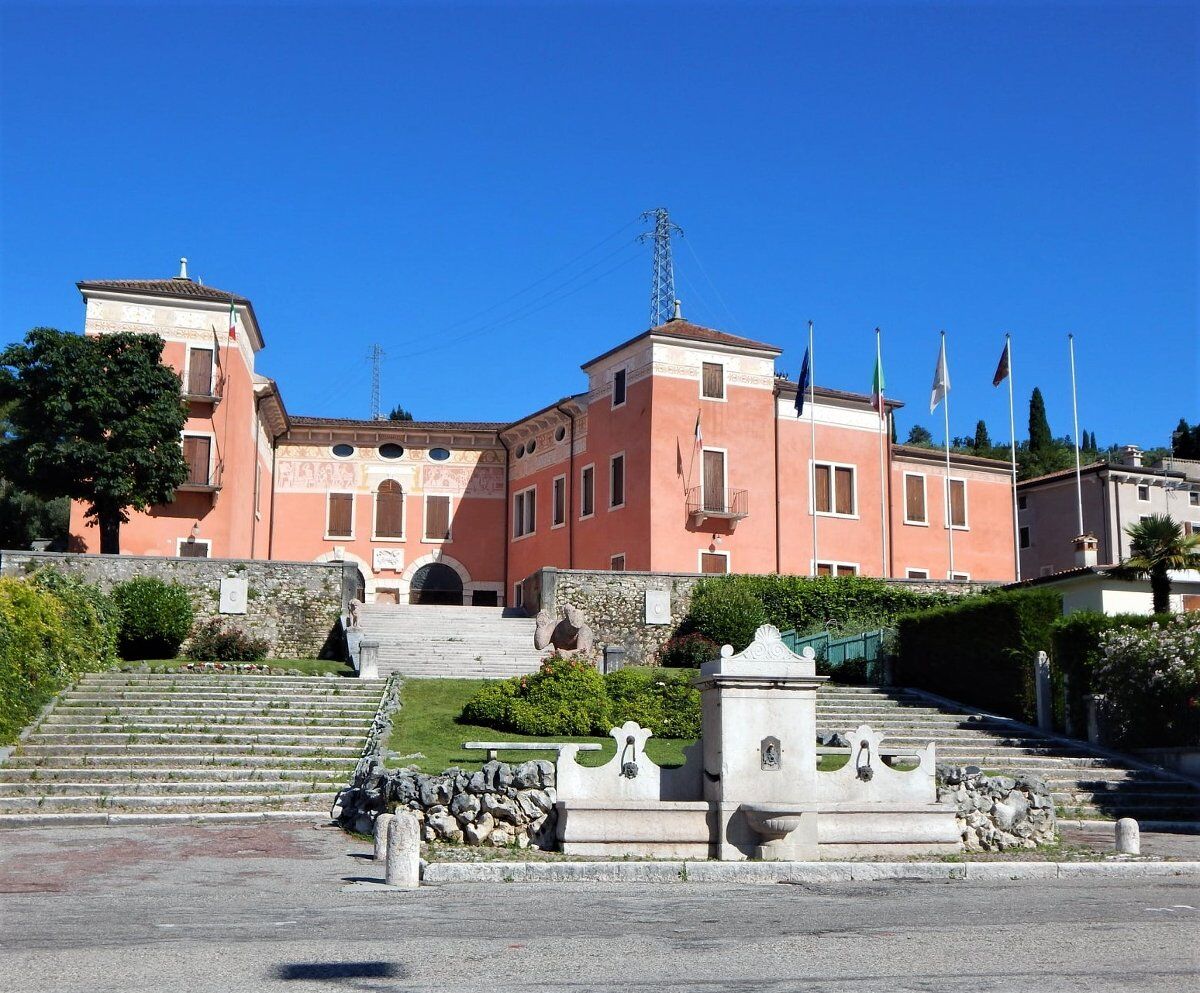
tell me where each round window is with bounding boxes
[515,444,526,459]
[527,439,537,454]
[379,443,405,460]
[332,443,355,458]
[555,426,566,442]
[429,447,451,462]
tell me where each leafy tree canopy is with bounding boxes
[0,329,188,553]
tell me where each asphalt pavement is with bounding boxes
[1,822,1197,992]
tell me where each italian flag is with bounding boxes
[871,352,885,418]
[228,298,237,341]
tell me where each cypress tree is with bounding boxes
[973,419,991,450]
[1028,388,1052,453]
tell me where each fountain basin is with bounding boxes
[741,803,819,861]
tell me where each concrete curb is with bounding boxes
[418,859,1200,885]
[0,810,330,829]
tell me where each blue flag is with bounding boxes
[795,346,810,416]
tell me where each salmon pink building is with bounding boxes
[68,266,1017,603]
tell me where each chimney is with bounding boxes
[176,257,191,281]
[1073,533,1099,568]
[671,299,682,321]
[1120,445,1142,467]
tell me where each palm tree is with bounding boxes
[1121,514,1200,614]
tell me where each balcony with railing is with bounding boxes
[182,360,223,405]
[686,486,749,527]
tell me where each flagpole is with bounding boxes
[1068,333,1084,536]
[809,320,817,578]
[876,328,888,578]
[1005,333,1021,581]
[941,331,955,578]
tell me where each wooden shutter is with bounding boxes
[327,493,353,537]
[425,495,450,540]
[553,477,565,526]
[611,455,625,507]
[611,555,625,571]
[182,436,210,485]
[700,552,728,574]
[702,362,724,399]
[816,562,833,577]
[525,489,536,534]
[834,467,854,515]
[187,349,213,396]
[1182,595,1200,612]
[814,464,831,513]
[375,480,404,538]
[613,369,626,406]
[905,475,925,522]
[949,479,966,527]
[702,450,725,512]
[581,467,594,516]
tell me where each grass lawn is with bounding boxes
[133,658,357,677]
[386,678,695,773]
[385,678,856,774]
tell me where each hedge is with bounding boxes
[683,574,961,650]
[0,572,120,746]
[895,589,1062,722]
[111,576,194,659]
[1049,611,1168,733]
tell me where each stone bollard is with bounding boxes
[359,640,380,680]
[1034,651,1053,731]
[1115,818,1140,855]
[385,812,421,888]
[373,812,394,862]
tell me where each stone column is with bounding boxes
[373,812,394,862]
[385,812,421,887]
[359,640,380,680]
[1034,651,1053,731]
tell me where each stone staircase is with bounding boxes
[817,684,1200,826]
[357,603,548,679]
[0,672,386,822]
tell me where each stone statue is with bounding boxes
[347,598,363,630]
[534,604,595,654]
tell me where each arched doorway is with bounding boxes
[409,562,464,605]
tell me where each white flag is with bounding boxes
[930,337,950,413]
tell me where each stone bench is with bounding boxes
[463,741,604,761]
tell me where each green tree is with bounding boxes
[0,329,188,554]
[906,424,934,447]
[387,405,415,422]
[1028,387,1052,453]
[973,420,991,450]
[1173,418,1200,460]
[1121,514,1200,615]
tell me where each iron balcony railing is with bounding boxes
[686,486,749,523]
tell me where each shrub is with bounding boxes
[0,574,120,745]
[656,632,719,668]
[1092,614,1200,748]
[185,618,269,662]
[682,574,960,650]
[502,654,609,736]
[111,576,194,659]
[460,678,519,727]
[896,589,1062,722]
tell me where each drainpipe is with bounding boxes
[267,427,281,560]
[772,383,781,574]
[1099,472,1112,564]
[555,402,576,569]
[251,393,264,557]
[499,431,512,605]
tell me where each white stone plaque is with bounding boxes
[373,547,403,572]
[645,589,670,625]
[219,577,248,615]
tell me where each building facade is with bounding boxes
[67,267,1019,602]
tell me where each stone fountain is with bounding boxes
[554,624,960,860]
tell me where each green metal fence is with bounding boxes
[781,628,892,683]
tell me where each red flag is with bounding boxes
[992,340,1010,387]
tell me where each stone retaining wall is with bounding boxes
[937,766,1058,851]
[0,550,357,659]
[523,567,997,665]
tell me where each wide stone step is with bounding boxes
[0,792,336,812]
[0,766,355,783]
[0,779,344,797]
[78,674,384,686]
[15,742,361,757]
[22,731,363,746]
[59,693,380,706]
[41,715,373,729]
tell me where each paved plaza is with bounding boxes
[1,821,1197,992]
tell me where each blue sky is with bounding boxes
[1,1,1196,448]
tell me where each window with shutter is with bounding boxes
[813,464,832,513]
[700,552,728,574]
[525,488,536,534]
[610,454,625,508]
[326,493,353,537]
[834,467,854,515]
[701,362,724,399]
[904,474,926,524]
[187,349,214,396]
[610,554,625,571]
[178,539,210,558]
[948,479,967,528]
[581,465,595,517]
[182,436,211,486]
[424,495,451,541]
[513,491,525,538]
[612,368,627,407]
[374,480,404,538]
[552,476,565,527]
[816,562,833,577]
[702,450,725,512]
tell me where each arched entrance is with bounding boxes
[408,562,464,605]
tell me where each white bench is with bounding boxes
[464,741,604,761]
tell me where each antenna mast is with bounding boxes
[368,343,384,420]
[640,208,683,327]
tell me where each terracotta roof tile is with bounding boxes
[77,277,251,305]
[582,317,781,369]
